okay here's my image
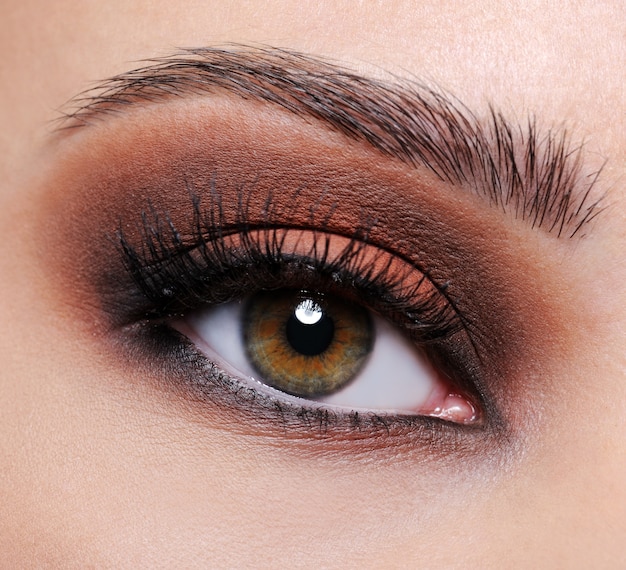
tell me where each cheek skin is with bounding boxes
[0,260,612,567]
[31,98,595,454]
[0,332,492,566]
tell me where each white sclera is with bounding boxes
[186,301,259,379]
[321,317,436,411]
[183,299,439,413]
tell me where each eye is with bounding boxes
[114,188,489,433]
[177,288,478,424]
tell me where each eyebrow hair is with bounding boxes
[59,46,604,238]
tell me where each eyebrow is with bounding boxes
[59,46,603,238]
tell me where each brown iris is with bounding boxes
[243,290,374,397]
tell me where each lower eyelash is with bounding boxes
[135,322,491,456]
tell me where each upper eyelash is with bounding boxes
[114,188,464,344]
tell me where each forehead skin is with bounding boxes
[0,1,625,567]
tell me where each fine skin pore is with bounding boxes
[1,2,625,568]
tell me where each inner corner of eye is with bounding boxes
[172,290,479,426]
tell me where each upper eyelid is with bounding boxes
[55,45,605,239]
[36,70,580,451]
[40,73,588,391]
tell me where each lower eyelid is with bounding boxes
[181,343,493,463]
[174,293,482,430]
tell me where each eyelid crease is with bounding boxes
[57,45,605,238]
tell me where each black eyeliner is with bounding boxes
[115,189,461,343]
[105,186,499,430]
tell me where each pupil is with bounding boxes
[286,299,335,356]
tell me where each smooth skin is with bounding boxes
[1,1,625,567]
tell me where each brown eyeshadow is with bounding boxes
[36,97,583,441]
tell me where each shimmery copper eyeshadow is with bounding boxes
[37,98,583,445]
